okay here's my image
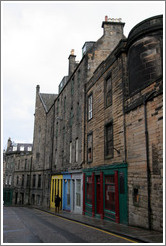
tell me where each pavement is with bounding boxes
[34,206,164,244]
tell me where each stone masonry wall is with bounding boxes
[52,21,125,174]
[84,56,125,168]
[125,81,163,231]
[31,87,47,205]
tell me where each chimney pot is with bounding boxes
[71,49,75,55]
[105,16,108,22]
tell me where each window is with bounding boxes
[28,146,32,151]
[105,75,112,107]
[20,146,24,151]
[69,142,72,163]
[22,175,24,187]
[27,175,30,187]
[38,174,41,188]
[5,175,8,185]
[18,160,20,169]
[86,176,92,204]
[76,179,81,206]
[87,133,93,163]
[17,176,19,185]
[9,175,12,186]
[105,122,113,158]
[88,94,93,120]
[25,159,27,170]
[105,175,115,211]
[75,138,78,163]
[33,174,36,187]
[13,146,17,151]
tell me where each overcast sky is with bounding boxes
[1,1,165,149]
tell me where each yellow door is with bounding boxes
[50,175,63,209]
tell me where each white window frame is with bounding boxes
[88,94,93,120]
[20,146,24,151]
[75,138,78,163]
[28,146,32,151]
[13,146,17,151]
[76,179,81,207]
[69,142,72,164]
[5,175,8,185]
[9,175,12,186]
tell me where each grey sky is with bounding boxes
[1,1,164,149]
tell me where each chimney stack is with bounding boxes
[7,138,12,151]
[102,16,125,36]
[68,49,76,76]
[36,85,40,94]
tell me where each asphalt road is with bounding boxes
[3,207,137,243]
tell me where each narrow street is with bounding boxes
[3,207,137,243]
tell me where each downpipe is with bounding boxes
[143,91,155,230]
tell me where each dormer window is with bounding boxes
[28,146,32,151]
[13,146,17,151]
[20,146,24,151]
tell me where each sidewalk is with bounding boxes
[34,206,163,243]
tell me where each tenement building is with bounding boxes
[3,138,33,205]
[4,15,163,232]
[83,15,163,231]
[32,16,126,213]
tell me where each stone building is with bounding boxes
[32,16,125,213]
[3,138,33,205]
[31,86,57,207]
[83,15,163,231]
[4,15,163,232]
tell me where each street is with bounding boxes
[3,207,138,243]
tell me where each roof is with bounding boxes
[39,93,57,112]
[6,143,33,154]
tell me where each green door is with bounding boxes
[3,189,13,205]
[118,168,128,224]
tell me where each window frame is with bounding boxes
[69,142,72,164]
[38,174,41,188]
[33,174,36,187]
[105,121,114,159]
[88,93,93,121]
[76,179,81,207]
[75,138,78,163]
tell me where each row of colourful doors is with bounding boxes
[83,165,128,224]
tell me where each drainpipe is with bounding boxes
[121,54,127,163]
[143,91,155,230]
[28,156,32,205]
[83,83,87,165]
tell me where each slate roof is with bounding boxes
[7,143,33,154]
[39,93,58,112]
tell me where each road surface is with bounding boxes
[3,207,137,243]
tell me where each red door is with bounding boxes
[96,176,101,214]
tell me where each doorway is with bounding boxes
[96,175,101,215]
[15,192,18,204]
[73,180,75,211]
